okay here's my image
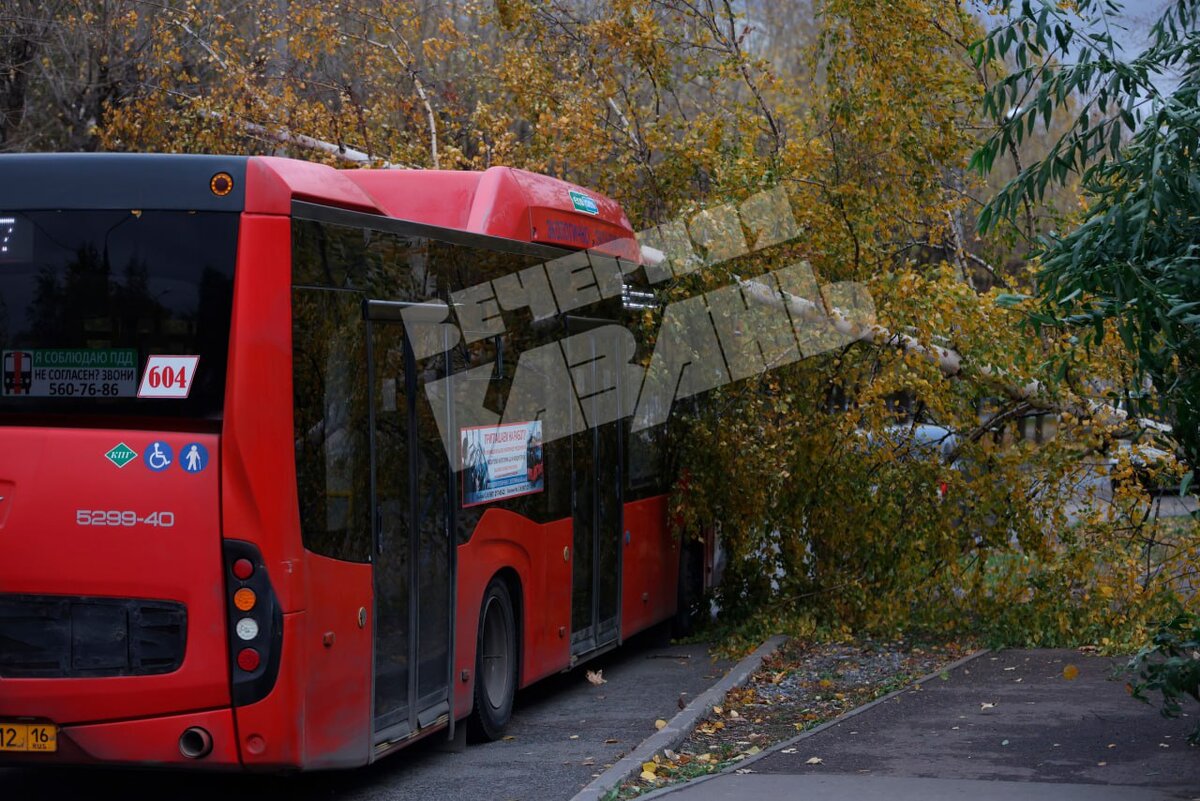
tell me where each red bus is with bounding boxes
[0,154,701,769]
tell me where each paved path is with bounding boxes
[0,626,731,801]
[661,648,1200,800]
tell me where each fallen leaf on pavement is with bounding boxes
[586,670,607,686]
[980,702,996,710]
[805,757,823,765]
[1062,664,1080,681]
[640,770,657,782]
[654,719,667,730]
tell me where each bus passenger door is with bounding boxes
[368,307,454,747]
[567,318,624,657]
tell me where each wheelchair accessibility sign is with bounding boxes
[144,441,173,472]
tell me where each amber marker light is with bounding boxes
[233,588,257,612]
[210,172,234,196]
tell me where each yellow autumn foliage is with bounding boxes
[6,0,1190,648]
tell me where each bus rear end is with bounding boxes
[0,155,259,767]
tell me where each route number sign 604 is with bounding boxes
[76,510,175,527]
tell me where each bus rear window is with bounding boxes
[0,210,237,420]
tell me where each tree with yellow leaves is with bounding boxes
[3,0,1191,646]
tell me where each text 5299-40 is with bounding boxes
[76,510,175,527]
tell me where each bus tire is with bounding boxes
[467,577,518,742]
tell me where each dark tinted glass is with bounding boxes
[0,210,237,420]
[292,288,372,563]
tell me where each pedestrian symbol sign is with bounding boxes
[180,443,208,474]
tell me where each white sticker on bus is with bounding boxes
[138,355,200,399]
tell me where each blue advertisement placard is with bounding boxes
[461,421,544,508]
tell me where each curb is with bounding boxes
[636,646,992,800]
[569,634,787,801]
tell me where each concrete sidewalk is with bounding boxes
[657,649,1200,800]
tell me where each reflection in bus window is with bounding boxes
[292,288,372,563]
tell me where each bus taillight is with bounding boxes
[236,648,260,672]
[222,540,282,706]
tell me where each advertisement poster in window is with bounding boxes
[461,421,544,507]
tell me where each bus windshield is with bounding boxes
[0,209,238,421]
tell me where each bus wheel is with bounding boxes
[468,577,517,741]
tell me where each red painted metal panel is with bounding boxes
[243,157,293,215]
[620,495,677,637]
[221,214,304,612]
[230,605,370,771]
[246,156,385,215]
[60,707,240,767]
[463,167,537,241]
[220,211,375,769]
[507,169,632,230]
[299,556,373,769]
[341,166,640,260]
[226,613,303,769]
[0,427,228,724]
[528,206,641,261]
[518,516,574,685]
[343,169,482,230]
[452,510,572,720]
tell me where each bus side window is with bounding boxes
[291,287,373,563]
[627,422,666,494]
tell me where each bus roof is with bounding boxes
[249,157,640,261]
[0,153,640,261]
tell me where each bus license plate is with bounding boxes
[0,722,57,753]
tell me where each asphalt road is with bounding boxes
[751,648,1200,797]
[0,626,729,801]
